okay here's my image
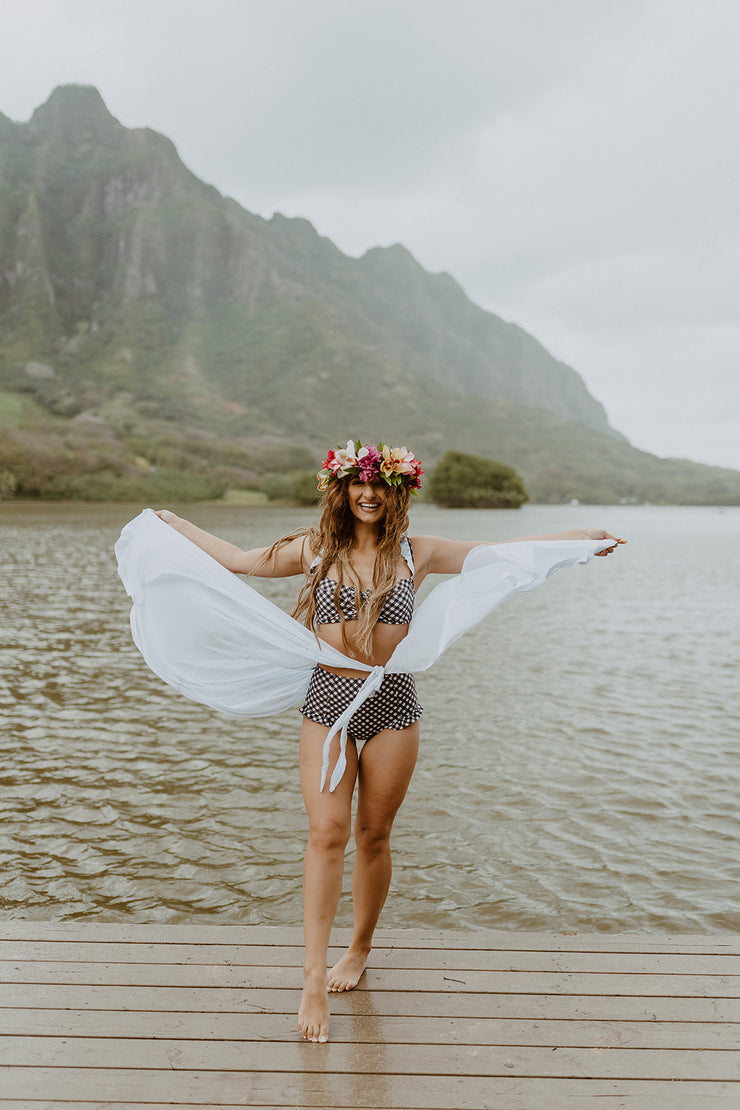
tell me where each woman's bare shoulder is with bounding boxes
[407,534,440,557]
[407,534,477,577]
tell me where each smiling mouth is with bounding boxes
[359,502,381,510]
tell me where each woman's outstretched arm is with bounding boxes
[411,528,626,581]
[154,510,311,578]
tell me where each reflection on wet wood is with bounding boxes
[1,924,738,1108]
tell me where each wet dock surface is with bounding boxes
[1,922,738,1108]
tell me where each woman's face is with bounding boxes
[347,478,387,524]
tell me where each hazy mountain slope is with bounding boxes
[0,85,738,504]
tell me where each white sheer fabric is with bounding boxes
[115,509,611,790]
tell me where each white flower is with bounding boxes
[333,440,359,472]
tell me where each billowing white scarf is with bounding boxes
[115,509,611,791]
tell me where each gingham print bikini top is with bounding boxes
[310,539,415,625]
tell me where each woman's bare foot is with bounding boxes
[327,945,371,992]
[298,970,330,1042]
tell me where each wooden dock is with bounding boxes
[0,923,738,1109]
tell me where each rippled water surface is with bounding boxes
[2,501,738,932]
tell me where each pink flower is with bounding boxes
[357,445,382,482]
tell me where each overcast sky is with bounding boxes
[2,0,739,469]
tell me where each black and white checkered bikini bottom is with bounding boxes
[301,666,423,745]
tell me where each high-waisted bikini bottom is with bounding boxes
[301,667,422,744]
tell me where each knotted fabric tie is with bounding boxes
[319,665,387,792]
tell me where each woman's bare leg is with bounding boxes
[297,719,358,1042]
[327,723,419,992]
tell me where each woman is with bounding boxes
[154,439,624,1043]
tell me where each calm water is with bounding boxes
[1,501,738,933]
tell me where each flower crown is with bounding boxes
[317,439,424,493]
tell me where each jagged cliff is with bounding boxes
[1,85,738,503]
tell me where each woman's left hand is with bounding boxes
[155,509,179,527]
[582,529,626,556]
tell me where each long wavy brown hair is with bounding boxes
[267,477,412,660]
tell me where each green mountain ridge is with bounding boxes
[0,83,738,504]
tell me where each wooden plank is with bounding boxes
[1,926,737,1110]
[0,1069,738,1108]
[2,922,738,953]
[6,1101,736,1110]
[2,1035,740,1080]
[2,982,738,1021]
[1,1100,738,1110]
[0,1106,298,1110]
[3,940,738,975]
[0,1104,309,1110]
[1,1100,739,1110]
[2,959,739,997]
[0,1105,301,1110]
[1,1009,736,1047]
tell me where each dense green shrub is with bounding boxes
[263,472,294,502]
[429,450,528,508]
[0,470,17,498]
[292,471,322,505]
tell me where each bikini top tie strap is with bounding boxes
[400,537,414,575]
